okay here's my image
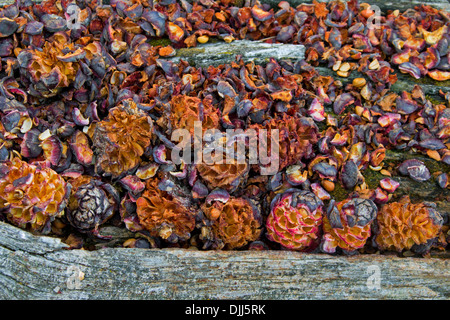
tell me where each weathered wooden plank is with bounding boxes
[168,40,306,67]
[167,43,450,98]
[0,222,449,299]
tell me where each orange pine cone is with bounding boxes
[93,100,153,177]
[169,95,220,136]
[201,196,262,249]
[20,33,100,98]
[136,179,195,243]
[251,114,319,171]
[375,196,443,252]
[197,155,249,193]
[0,158,69,232]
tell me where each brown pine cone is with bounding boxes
[66,176,119,232]
[136,179,196,243]
[200,196,262,250]
[0,158,69,232]
[93,99,153,177]
[375,196,443,252]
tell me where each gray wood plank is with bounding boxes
[1,222,449,299]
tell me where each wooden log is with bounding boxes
[168,40,305,68]
[1,221,450,299]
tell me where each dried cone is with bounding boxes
[375,196,443,252]
[251,114,319,171]
[197,152,249,193]
[169,95,220,136]
[66,175,119,231]
[266,189,323,251]
[19,33,99,98]
[26,38,78,95]
[201,197,262,249]
[0,158,69,232]
[136,179,195,243]
[321,198,377,253]
[93,100,153,177]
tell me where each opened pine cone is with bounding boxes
[321,198,378,254]
[266,189,323,251]
[200,194,262,249]
[375,196,443,252]
[196,149,249,193]
[66,175,119,232]
[0,158,69,232]
[18,33,100,98]
[168,94,220,136]
[93,99,153,177]
[251,114,319,171]
[136,178,195,243]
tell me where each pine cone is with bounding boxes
[93,100,153,177]
[321,198,377,254]
[375,196,443,252]
[169,95,220,136]
[136,179,195,243]
[251,114,319,171]
[0,158,69,232]
[201,196,262,250]
[18,33,99,98]
[266,189,323,251]
[197,157,249,193]
[66,176,119,231]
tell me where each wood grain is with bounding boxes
[1,222,449,299]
